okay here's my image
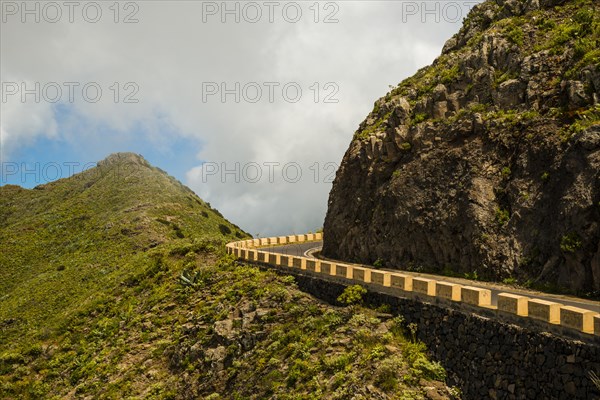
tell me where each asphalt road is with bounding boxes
[261,241,321,257]
[260,240,600,313]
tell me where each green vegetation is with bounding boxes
[440,64,461,85]
[411,113,428,125]
[0,154,245,350]
[0,153,452,398]
[463,271,480,281]
[504,25,524,46]
[560,232,583,253]
[493,69,518,88]
[337,284,367,306]
[390,53,462,102]
[502,277,517,285]
[354,111,393,141]
[569,105,600,134]
[532,2,600,74]
[495,207,510,226]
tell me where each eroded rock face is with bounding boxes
[323,0,600,295]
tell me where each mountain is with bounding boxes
[0,152,247,347]
[0,153,452,398]
[323,0,600,296]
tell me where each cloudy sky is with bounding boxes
[1,0,481,236]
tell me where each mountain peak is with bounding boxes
[97,152,150,168]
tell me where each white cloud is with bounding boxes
[1,0,480,235]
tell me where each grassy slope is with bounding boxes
[0,153,245,348]
[0,153,453,399]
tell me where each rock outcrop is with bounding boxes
[323,0,600,295]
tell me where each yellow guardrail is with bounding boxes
[226,233,600,337]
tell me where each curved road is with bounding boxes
[261,240,600,313]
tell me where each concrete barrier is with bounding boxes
[320,262,333,275]
[226,234,599,337]
[560,306,596,334]
[461,286,491,306]
[335,264,352,279]
[268,253,279,265]
[291,257,308,269]
[371,271,391,287]
[390,273,413,291]
[291,257,303,269]
[306,259,320,272]
[497,293,529,316]
[352,266,371,283]
[528,299,561,324]
[436,282,461,301]
[413,277,436,296]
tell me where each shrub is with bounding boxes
[337,285,367,306]
[400,142,412,151]
[505,25,524,46]
[369,344,387,360]
[411,356,446,381]
[218,224,232,236]
[573,7,594,36]
[503,277,517,285]
[323,352,354,372]
[560,232,582,253]
[440,64,460,84]
[495,208,510,226]
[375,356,403,391]
[411,113,428,125]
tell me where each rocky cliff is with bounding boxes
[323,0,600,296]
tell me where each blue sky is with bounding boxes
[1,103,202,187]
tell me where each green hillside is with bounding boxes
[0,153,246,349]
[0,153,452,399]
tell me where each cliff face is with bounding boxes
[323,0,600,295]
